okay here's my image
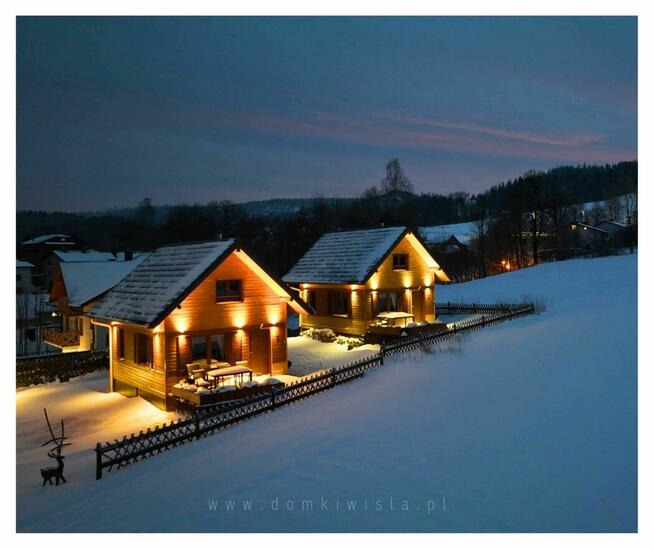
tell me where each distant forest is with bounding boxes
[17,160,637,276]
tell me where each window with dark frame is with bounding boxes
[216,279,243,302]
[378,292,399,313]
[117,328,125,359]
[307,290,317,311]
[191,335,207,362]
[134,333,153,366]
[328,292,350,317]
[392,253,409,270]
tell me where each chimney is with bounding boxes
[124,249,133,261]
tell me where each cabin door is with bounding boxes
[249,328,271,376]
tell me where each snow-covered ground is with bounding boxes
[288,336,379,377]
[16,372,180,496]
[16,254,636,532]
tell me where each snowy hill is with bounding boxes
[16,254,637,532]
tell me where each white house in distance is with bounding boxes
[45,256,147,352]
[16,260,34,295]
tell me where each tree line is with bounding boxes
[17,160,637,277]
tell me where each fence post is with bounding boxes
[270,386,276,410]
[194,414,201,439]
[330,368,336,387]
[379,346,385,365]
[95,442,102,480]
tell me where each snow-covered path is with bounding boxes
[16,254,637,532]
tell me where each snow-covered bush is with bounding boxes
[302,328,337,343]
[334,335,365,350]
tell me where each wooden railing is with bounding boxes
[16,349,109,388]
[43,329,80,348]
[95,302,536,480]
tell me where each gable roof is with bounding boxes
[419,222,478,246]
[21,234,73,245]
[59,255,148,308]
[53,250,117,262]
[283,226,449,285]
[595,220,627,232]
[574,222,609,234]
[89,240,310,328]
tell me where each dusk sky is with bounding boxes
[17,16,637,212]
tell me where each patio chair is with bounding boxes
[186,363,196,381]
[191,368,211,388]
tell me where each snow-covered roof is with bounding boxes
[61,255,148,308]
[283,227,407,285]
[90,240,237,327]
[21,234,73,245]
[595,220,627,233]
[16,260,34,269]
[53,250,117,262]
[419,222,478,246]
[114,251,144,261]
[574,222,608,234]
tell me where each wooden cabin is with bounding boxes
[88,240,311,411]
[46,258,146,353]
[283,226,450,337]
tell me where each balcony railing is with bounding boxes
[43,329,80,348]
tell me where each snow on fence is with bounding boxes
[95,303,535,480]
[16,349,109,388]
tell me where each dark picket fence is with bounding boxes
[95,354,382,479]
[16,349,109,388]
[436,302,529,315]
[95,302,535,480]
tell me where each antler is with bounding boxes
[41,408,70,452]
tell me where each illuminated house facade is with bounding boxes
[283,226,450,337]
[89,240,310,410]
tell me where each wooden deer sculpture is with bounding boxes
[40,408,70,487]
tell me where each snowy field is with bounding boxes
[16,254,636,532]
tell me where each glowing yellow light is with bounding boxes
[234,317,245,329]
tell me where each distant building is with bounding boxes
[420,223,478,282]
[45,255,147,353]
[16,260,34,295]
[19,234,80,290]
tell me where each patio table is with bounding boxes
[376,311,415,327]
[207,365,253,387]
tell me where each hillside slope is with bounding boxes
[17,254,637,532]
